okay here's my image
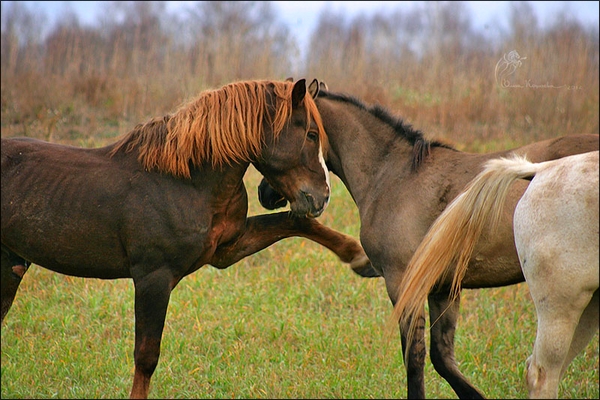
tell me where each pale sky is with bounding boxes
[7,1,600,49]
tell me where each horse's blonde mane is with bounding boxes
[110,80,326,178]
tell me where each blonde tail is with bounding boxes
[391,154,542,349]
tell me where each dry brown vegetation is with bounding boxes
[1,1,598,150]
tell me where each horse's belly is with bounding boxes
[460,254,524,288]
[460,217,525,287]
[3,223,131,279]
[457,179,530,288]
[2,203,130,278]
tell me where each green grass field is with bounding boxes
[1,169,598,399]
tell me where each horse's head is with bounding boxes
[257,177,288,210]
[253,79,330,218]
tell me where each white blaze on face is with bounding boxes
[318,142,330,209]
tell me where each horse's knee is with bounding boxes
[429,329,458,372]
[427,293,469,381]
[130,337,162,399]
[134,337,162,376]
[526,360,542,397]
[403,340,427,399]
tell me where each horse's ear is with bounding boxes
[285,77,294,82]
[291,79,306,108]
[308,79,320,98]
[319,81,329,91]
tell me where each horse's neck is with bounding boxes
[324,105,413,210]
[191,162,248,192]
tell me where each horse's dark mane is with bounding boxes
[318,90,455,170]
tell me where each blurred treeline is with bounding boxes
[1,1,598,149]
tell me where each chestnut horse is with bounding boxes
[393,151,599,398]
[258,80,599,398]
[1,79,370,399]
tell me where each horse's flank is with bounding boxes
[109,80,327,178]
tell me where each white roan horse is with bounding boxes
[392,150,599,398]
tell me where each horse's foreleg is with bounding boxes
[400,314,427,399]
[130,268,174,399]
[256,180,378,277]
[385,273,427,399]
[427,291,485,399]
[210,212,377,276]
[1,247,30,324]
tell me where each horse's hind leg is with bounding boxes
[129,268,175,399]
[1,246,30,324]
[526,284,596,399]
[427,291,485,399]
[560,289,599,377]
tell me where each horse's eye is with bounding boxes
[306,131,319,143]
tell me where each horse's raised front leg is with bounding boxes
[256,179,379,278]
[209,211,377,276]
[130,268,175,399]
[428,291,485,399]
[1,246,30,324]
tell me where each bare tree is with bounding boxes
[185,1,295,85]
[1,1,47,75]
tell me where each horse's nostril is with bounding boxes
[300,190,327,218]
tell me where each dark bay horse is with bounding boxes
[1,79,370,399]
[258,80,599,398]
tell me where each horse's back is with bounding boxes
[514,133,599,162]
[1,137,42,170]
[2,138,133,276]
[2,137,124,211]
[2,137,118,183]
[2,136,85,156]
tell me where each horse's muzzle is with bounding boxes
[293,189,329,218]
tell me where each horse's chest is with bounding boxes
[359,219,419,274]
